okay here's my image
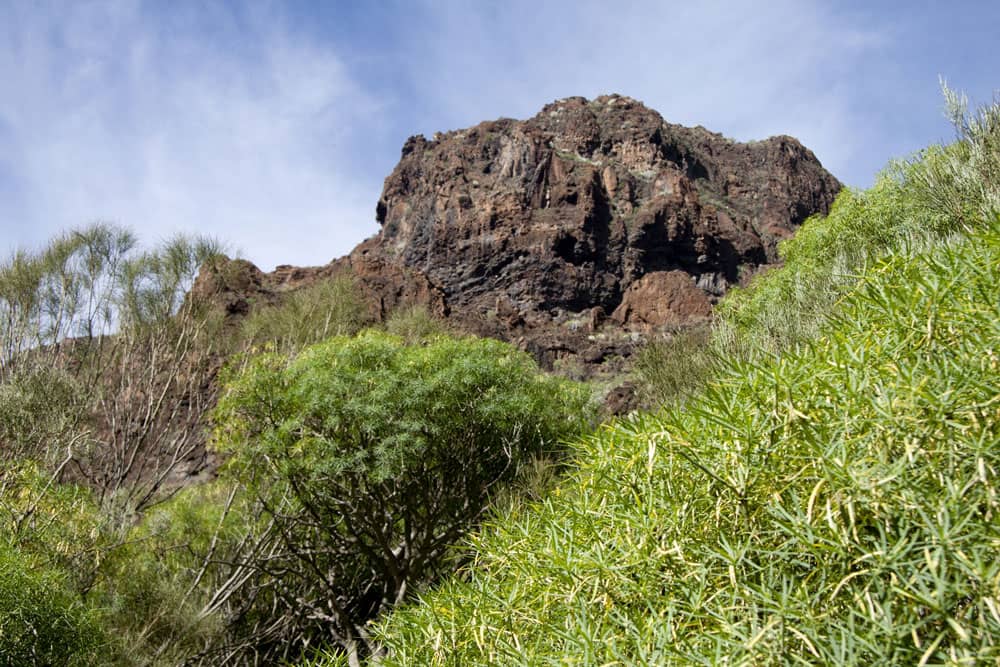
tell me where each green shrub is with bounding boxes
[0,224,223,375]
[0,365,83,464]
[0,543,105,666]
[0,224,238,665]
[383,304,450,343]
[239,275,368,353]
[93,481,246,665]
[0,224,228,513]
[632,326,713,407]
[212,331,593,664]
[0,462,111,593]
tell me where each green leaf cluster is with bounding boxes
[0,544,104,667]
[216,331,590,486]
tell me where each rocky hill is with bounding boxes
[195,94,841,392]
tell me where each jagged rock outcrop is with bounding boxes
[357,95,839,371]
[196,94,840,394]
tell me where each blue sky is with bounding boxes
[1,1,997,270]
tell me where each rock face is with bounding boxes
[354,94,840,373]
[197,94,840,385]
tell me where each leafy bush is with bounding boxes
[0,462,111,594]
[0,545,105,666]
[0,467,116,662]
[93,481,246,665]
[212,331,592,664]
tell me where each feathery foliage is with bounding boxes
[239,275,368,353]
[210,331,593,665]
[0,544,105,666]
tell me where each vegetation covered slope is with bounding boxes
[0,87,995,666]
[356,89,1000,665]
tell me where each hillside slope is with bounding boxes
[353,93,1000,666]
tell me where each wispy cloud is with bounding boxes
[2,1,995,268]
[380,0,887,184]
[0,1,382,269]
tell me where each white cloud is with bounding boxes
[1,1,942,271]
[0,1,382,270]
[385,0,887,185]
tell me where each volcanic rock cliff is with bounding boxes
[196,94,841,391]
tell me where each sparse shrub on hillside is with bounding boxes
[79,301,225,514]
[0,224,226,510]
[912,80,1000,229]
[210,331,593,665]
[383,304,450,343]
[240,275,369,353]
[0,224,134,379]
[0,224,223,377]
[0,364,83,465]
[718,82,999,361]
[632,326,713,406]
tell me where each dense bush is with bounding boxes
[211,331,592,664]
[0,544,105,666]
[89,481,248,665]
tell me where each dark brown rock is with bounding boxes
[361,94,840,376]
[603,381,641,416]
[611,270,713,329]
[192,95,840,397]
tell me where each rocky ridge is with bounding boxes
[194,94,841,394]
